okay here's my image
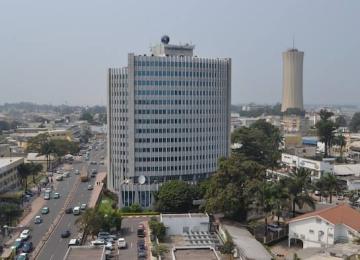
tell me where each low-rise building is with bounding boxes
[161,213,210,236]
[0,144,11,157]
[288,204,360,249]
[281,153,334,179]
[0,157,24,194]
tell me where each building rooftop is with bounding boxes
[289,204,360,232]
[174,248,219,260]
[161,213,209,219]
[63,246,105,260]
[0,157,24,170]
[334,164,360,177]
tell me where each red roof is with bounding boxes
[289,204,360,231]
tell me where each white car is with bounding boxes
[73,206,81,215]
[117,238,127,249]
[80,203,87,210]
[56,175,63,181]
[20,229,31,240]
[105,242,113,250]
[91,240,105,246]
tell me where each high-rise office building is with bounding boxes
[107,36,231,207]
[281,48,304,112]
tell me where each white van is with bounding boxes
[68,239,80,247]
[73,206,80,215]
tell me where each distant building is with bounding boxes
[107,36,231,208]
[0,144,11,157]
[281,48,304,112]
[288,204,360,248]
[0,157,24,194]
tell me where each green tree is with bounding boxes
[333,134,347,159]
[231,120,282,168]
[29,162,43,184]
[205,156,264,221]
[27,133,53,171]
[75,208,104,238]
[286,168,315,217]
[220,240,235,260]
[80,111,94,124]
[321,173,340,204]
[0,203,23,226]
[152,244,169,258]
[316,109,336,157]
[155,180,196,213]
[335,115,347,127]
[350,112,360,133]
[149,217,166,242]
[17,163,32,191]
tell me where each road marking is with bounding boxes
[130,242,133,248]
[50,254,54,260]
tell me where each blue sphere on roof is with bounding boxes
[161,35,170,44]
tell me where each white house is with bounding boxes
[281,153,334,180]
[288,204,360,248]
[160,213,209,236]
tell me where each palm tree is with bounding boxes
[29,163,43,184]
[316,109,336,157]
[322,173,340,204]
[286,168,315,217]
[333,134,347,159]
[314,178,327,202]
[17,163,32,191]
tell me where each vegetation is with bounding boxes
[151,244,169,258]
[350,112,360,133]
[76,207,122,237]
[315,173,340,203]
[17,163,43,191]
[316,109,336,157]
[155,180,197,213]
[335,115,347,127]
[80,111,94,124]
[149,217,166,242]
[0,203,23,226]
[333,134,347,159]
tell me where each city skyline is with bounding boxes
[0,1,359,106]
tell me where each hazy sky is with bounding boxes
[0,0,359,106]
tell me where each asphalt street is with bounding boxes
[33,143,106,260]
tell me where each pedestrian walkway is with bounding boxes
[88,171,106,208]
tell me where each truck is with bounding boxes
[80,167,89,182]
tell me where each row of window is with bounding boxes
[135,99,219,106]
[135,163,216,172]
[135,80,224,87]
[134,60,224,69]
[134,145,217,153]
[135,126,221,134]
[135,109,224,115]
[135,137,224,143]
[135,70,219,78]
[135,154,217,162]
[135,89,221,96]
[135,118,226,125]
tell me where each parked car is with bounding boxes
[338,195,345,201]
[55,175,63,181]
[267,224,283,232]
[87,184,93,190]
[22,242,33,253]
[61,230,71,238]
[41,207,49,214]
[20,229,31,240]
[91,240,105,246]
[53,192,60,199]
[65,208,73,214]
[105,242,113,250]
[11,238,23,252]
[73,206,80,215]
[74,170,80,175]
[117,238,127,249]
[34,216,42,224]
[80,203,87,210]
[68,239,80,247]
[16,253,28,260]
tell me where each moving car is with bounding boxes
[65,208,73,214]
[105,242,113,250]
[44,191,50,200]
[137,224,145,237]
[61,230,71,238]
[73,206,80,215]
[20,229,31,240]
[87,184,93,190]
[74,169,80,175]
[117,238,127,249]
[41,207,49,214]
[63,171,70,178]
[22,242,33,253]
[53,192,60,199]
[55,175,63,181]
[80,203,87,210]
[34,215,42,224]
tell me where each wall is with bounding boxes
[289,217,335,248]
[161,214,209,236]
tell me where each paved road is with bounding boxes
[117,217,150,260]
[35,142,106,260]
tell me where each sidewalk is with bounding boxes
[88,171,106,208]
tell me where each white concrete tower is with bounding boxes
[281,48,304,112]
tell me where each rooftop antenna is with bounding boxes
[292,35,295,49]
